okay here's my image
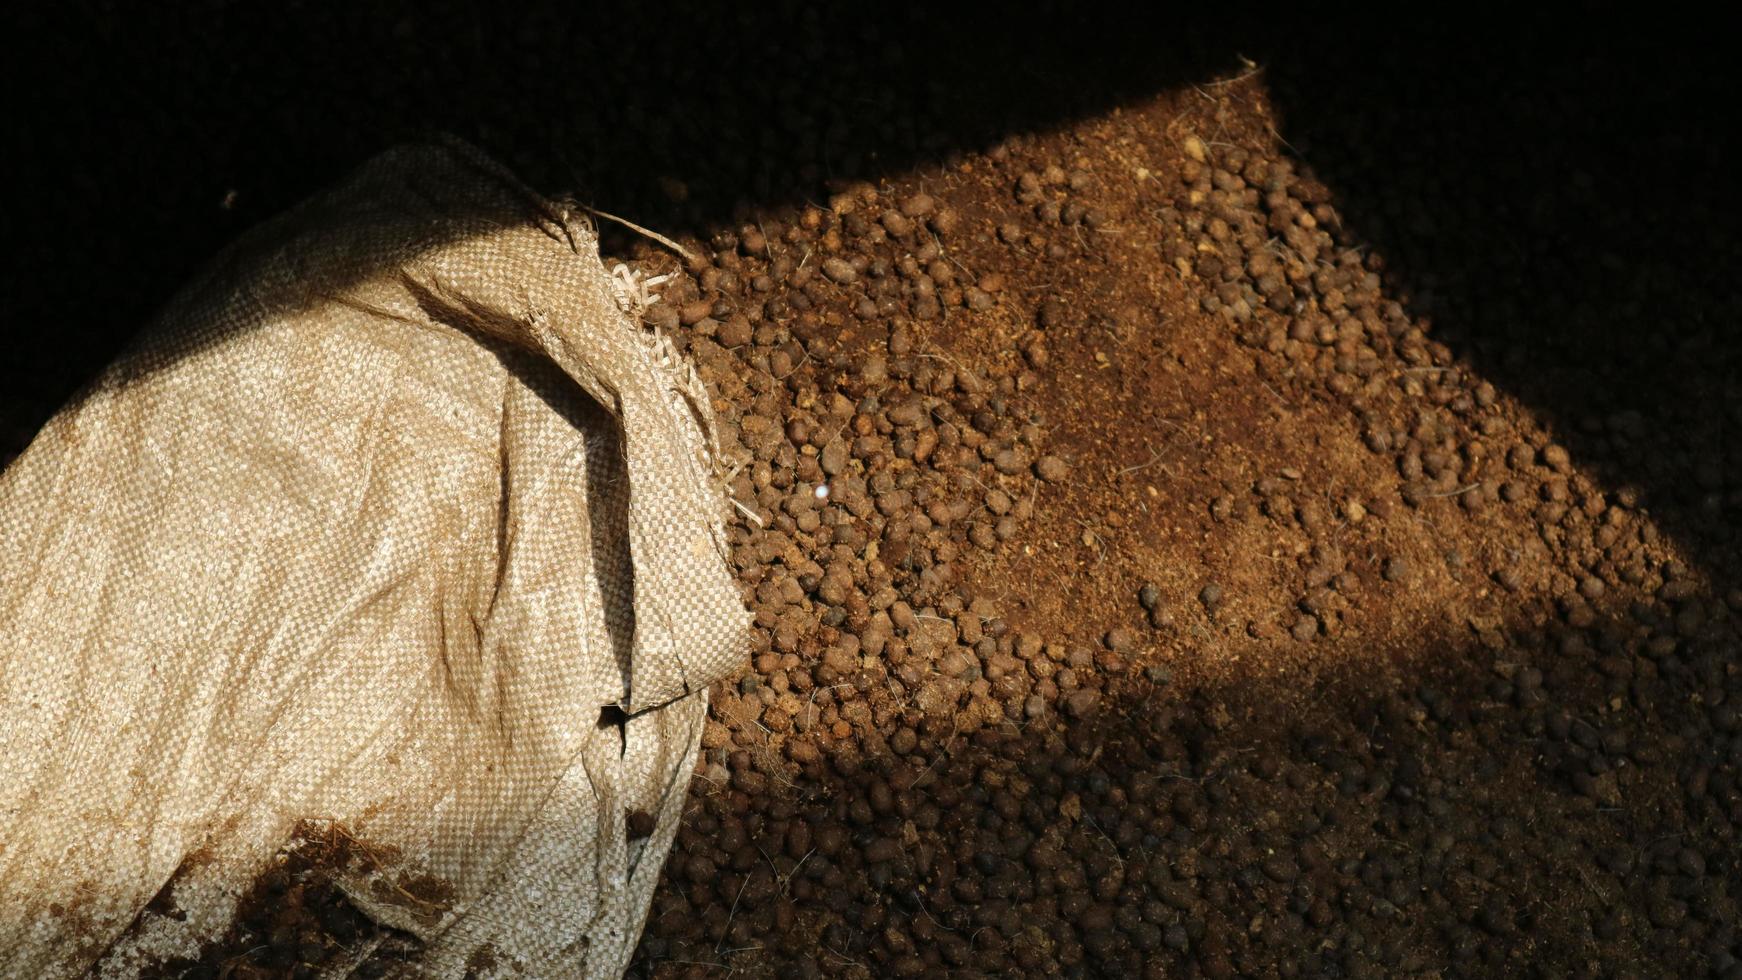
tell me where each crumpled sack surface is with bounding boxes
[0,141,748,978]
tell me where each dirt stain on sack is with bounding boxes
[138,821,451,979]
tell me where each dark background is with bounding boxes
[10,7,1736,588]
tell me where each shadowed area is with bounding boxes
[7,3,1227,445]
[632,599,1737,978]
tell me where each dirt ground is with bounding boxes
[9,7,1741,979]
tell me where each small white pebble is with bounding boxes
[814,483,831,501]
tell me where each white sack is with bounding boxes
[0,141,747,978]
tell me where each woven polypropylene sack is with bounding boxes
[0,142,748,978]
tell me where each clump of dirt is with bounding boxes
[137,823,435,980]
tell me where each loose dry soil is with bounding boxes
[10,7,1741,979]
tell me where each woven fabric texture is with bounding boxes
[0,142,747,978]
